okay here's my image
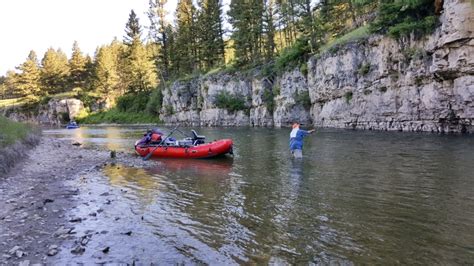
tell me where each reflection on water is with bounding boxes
[48,126,474,264]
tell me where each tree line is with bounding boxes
[1,0,441,103]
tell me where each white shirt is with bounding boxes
[290,128,299,138]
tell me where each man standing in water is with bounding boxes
[290,122,315,158]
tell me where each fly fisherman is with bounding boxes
[289,122,315,158]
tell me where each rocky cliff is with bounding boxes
[2,98,84,126]
[160,0,473,133]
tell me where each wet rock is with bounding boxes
[43,198,54,205]
[69,217,83,223]
[101,246,110,253]
[99,192,110,197]
[19,260,30,266]
[71,245,85,255]
[53,226,73,237]
[122,231,132,236]
[80,235,91,246]
[47,245,58,256]
[110,150,116,159]
[71,141,82,146]
[8,246,21,255]
[15,250,26,258]
[89,212,97,217]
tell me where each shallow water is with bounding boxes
[45,126,474,264]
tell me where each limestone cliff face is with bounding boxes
[308,0,473,133]
[2,98,84,125]
[160,0,473,133]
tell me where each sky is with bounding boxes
[0,0,179,76]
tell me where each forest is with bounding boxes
[0,0,441,122]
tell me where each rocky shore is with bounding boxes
[0,137,154,265]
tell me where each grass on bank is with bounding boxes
[76,108,161,124]
[0,115,32,148]
[319,25,370,54]
[0,97,28,108]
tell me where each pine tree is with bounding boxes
[175,0,198,74]
[124,9,142,45]
[228,0,264,65]
[94,45,121,96]
[40,48,70,94]
[4,71,19,98]
[198,0,225,69]
[15,50,42,96]
[263,0,277,59]
[124,39,158,93]
[148,0,171,79]
[68,41,87,88]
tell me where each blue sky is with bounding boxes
[0,0,178,76]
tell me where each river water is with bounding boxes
[44,126,474,264]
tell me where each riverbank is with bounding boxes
[0,116,41,175]
[0,137,154,264]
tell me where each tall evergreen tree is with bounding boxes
[4,71,19,98]
[263,0,277,59]
[124,9,142,45]
[94,45,121,96]
[68,41,87,88]
[228,0,264,65]
[198,0,225,69]
[15,50,42,96]
[148,0,171,79]
[175,0,198,74]
[124,39,158,93]
[40,48,70,94]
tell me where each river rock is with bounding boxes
[47,245,58,256]
[18,260,30,266]
[71,245,85,255]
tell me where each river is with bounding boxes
[44,126,474,264]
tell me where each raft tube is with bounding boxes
[135,139,233,159]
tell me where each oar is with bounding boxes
[143,125,179,161]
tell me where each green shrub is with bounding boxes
[273,85,281,96]
[300,63,309,76]
[345,91,353,103]
[262,88,274,113]
[165,105,174,115]
[40,95,52,105]
[77,91,101,109]
[402,47,428,61]
[116,92,149,113]
[76,108,160,124]
[215,91,247,113]
[358,63,371,76]
[146,89,163,115]
[370,0,438,38]
[295,91,311,109]
[275,37,310,74]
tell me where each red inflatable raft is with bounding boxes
[135,139,233,159]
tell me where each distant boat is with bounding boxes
[66,121,79,129]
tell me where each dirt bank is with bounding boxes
[0,133,40,176]
[0,137,154,265]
